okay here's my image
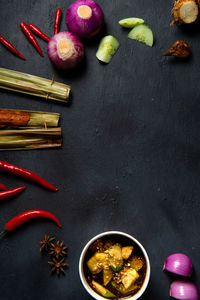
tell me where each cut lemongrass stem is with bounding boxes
[0,128,62,150]
[0,109,60,128]
[0,68,70,103]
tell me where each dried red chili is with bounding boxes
[29,24,50,42]
[0,186,26,200]
[0,160,58,191]
[54,8,62,34]
[0,210,62,236]
[20,22,44,57]
[0,35,26,60]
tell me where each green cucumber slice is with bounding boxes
[92,281,116,298]
[128,24,153,47]
[108,244,123,271]
[96,35,120,64]
[87,252,108,274]
[103,268,113,286]
[110,264,123,272]
[111,281,140,295]
[119,17,144,28]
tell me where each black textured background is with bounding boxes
[1,0,200,299]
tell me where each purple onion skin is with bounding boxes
[47,31,84,69]
[170,280,199,300]
[66,0,104,39]
[163,253,193,277]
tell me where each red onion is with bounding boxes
[163,253,193,277]
[47,31,84,69]
[65,0,104,39]
[170,280,199,300]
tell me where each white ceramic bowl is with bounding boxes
[79,231,150,300]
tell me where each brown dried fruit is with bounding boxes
[163,40,191,59]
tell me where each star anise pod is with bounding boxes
[40,235,55,252]
[49,241,68,259]
[48,258,68,275]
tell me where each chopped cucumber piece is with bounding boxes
[87,252,108,274]
[121,268,139,289]
[103,268,113,286]
[96,35,120,64]
[110,264,123,272]
[108,244,123,271]
[111,281,140,295]
[92,281,116,298]
[119,17,144,28]
[122,246,134,260]
[130,255,145,271]
[87,254,102,274]
[128,24,153,47]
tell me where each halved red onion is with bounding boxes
[163,253,193,277]
[66,0,104,39]
[47,31,84,69]
[170,280,199,300]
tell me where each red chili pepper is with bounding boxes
[0,160,58,192]
[20,22,44,57]
[0,184,8,191]
[0,35,26,60]
[54,8,62,34]
[0,186,26,200]
[0,210,62,236]
[29,24,50,42]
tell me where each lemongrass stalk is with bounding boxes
[0,68,70,103]
[0,108,60,128]
[28,111,60,127]
[0,128,62,150]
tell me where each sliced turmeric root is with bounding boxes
[171,0,199,25]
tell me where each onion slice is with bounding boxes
[47,31,84,69]
[170,280,199,300]
[163,253,193,277]
[65,0,104,39]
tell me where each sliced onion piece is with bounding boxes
[163,253,193,277]
[66,0,104,39]
[170,280,199,300]
[47,31,84,69]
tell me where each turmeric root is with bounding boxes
[171,0,199,25]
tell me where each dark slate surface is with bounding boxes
[0,0,200,299]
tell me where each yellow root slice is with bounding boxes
[171,0,199,25]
